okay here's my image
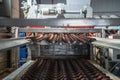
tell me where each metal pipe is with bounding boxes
[48,33,54,43]
[42,33,49,40]
[78,34,88,41]
[56,34,60,44]
[61,33,67,43]
[36,33,44,40]
[75,34,87,43]
[64,34,71,44]
[70,34,77,41]
[71,34,85,43]
[29,33,95,44]
[67,34,73,43]
[58,33,62,45]
[52,33,58,43]
[26,32,32,37]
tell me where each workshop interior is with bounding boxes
[0,0,120,80]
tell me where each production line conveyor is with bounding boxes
[18,58,118,80]
[3,57,120,80]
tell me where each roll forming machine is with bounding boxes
[2,0,120,80]
[2,27,120,80]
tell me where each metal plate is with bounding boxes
[0,18,120,27]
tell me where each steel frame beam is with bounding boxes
[0,18,120,27]
[19,28,102,33]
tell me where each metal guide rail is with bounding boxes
[92,37,120,50]
[3,60,34,80]
[89,61,120,80]
[0,18,120,27]
[19,28,102,33]
[3,58,120,80]
[0,38,31,51]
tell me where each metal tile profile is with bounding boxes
[0,18,120,27]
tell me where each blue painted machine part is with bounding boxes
[19,33,27,66]
[20,48,27,59]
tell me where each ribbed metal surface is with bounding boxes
[21,58,111,80]
[28,33,96,44]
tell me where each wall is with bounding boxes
[0,0,11,17]
[0,1,6,17]
[4,0,11,17]
[11,0,19,18]
[91,0,120,13]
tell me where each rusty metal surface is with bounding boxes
[21,58,112,80]
[3,61,34,80]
